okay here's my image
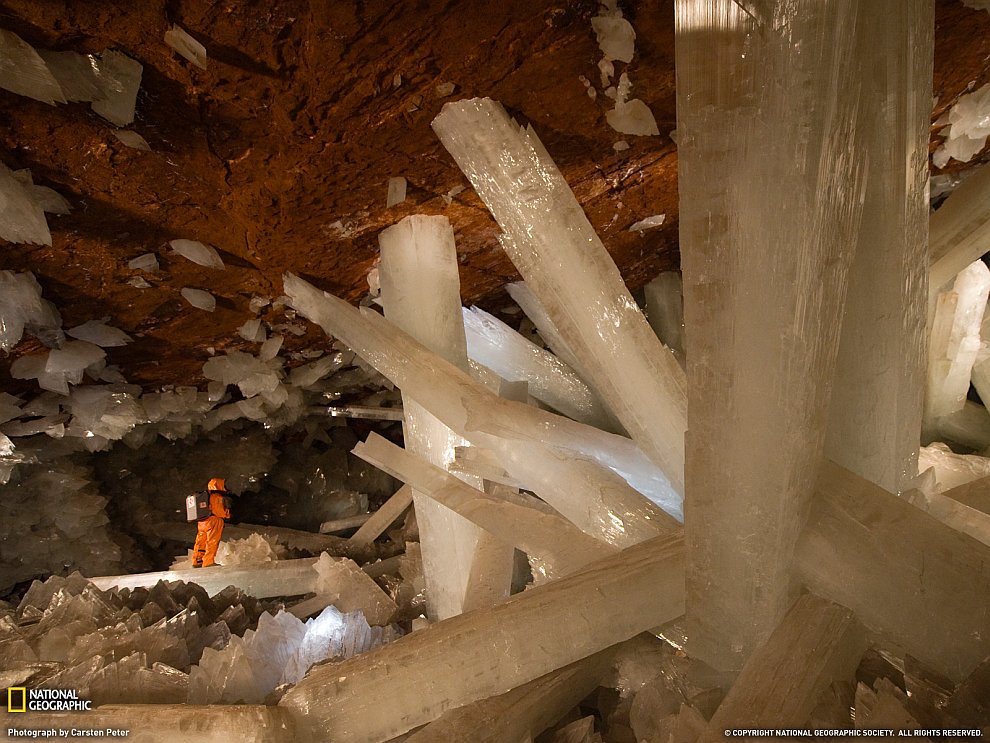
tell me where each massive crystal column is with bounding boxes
[825,0,933,492]
[279,534,685,742]
[676,0,871,669]
[378,214,513,620]
[432,99,687,493]
[796,461,990,682]
[700,594,866,737]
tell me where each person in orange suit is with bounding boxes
[192,477,234,568]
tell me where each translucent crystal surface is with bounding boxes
[311,552,397,625]
[676,0,876,669]
[279,534,685,742]
[284,274,682,536]
[0,271,62,351]
[347,483,413,549]
[924,260,990,435]
[0,29,66,105]
[933,83,990,167]
[824,1,932,492]
[929,163,990,298]
[378,213,513,620]
[644,272,685,364]
[170,239,225,269]
[127,253,159,272]
[113,130,152,151]
[0,163,52,245]
[461,305,618,431]
[405,651,614,743]
[353,433,617,577]
[796,461,990,681]
[164,24,208,69]
[386,176,407,207]
[181,287,216,312]
[66,319,132,347]
[36,50,102,103]
[432,98,686,491]
[89,50,142,126]
[703,594,866,730]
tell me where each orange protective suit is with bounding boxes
[192,491,231,567]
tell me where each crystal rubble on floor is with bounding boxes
[278,533,685,741]
[405,650,615,743]
[924,260,990,438]
[189,606,399,703]
[644,272,685,366]
[432,98,686,494]
[824,1,932,493]
[0,270,63,351]
[170,238,225,269]
[164,24,208,69]
[461,305,619,431]
[353,433,616,578]
[698,594,866,737]
[929,161,990,301]
[675,0,882,670]
[284,274,681,525]
[378,213,514,620]
[795,461,990,682]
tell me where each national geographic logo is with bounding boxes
[5,688,91,712]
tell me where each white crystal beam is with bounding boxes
[824,0,932,492]
[278,534,686,742]
[378,214,514,620]
[353,433,617,577]
[347,483,414,549]
[432,99,687,491]
[461,305,620,431]
[284,273,681,529]
[405,650,615,743]
[795,461,990,682]
[676,0,872,669]
[700,594,866,735]
[929,164,990,298]
[943,476,990,516]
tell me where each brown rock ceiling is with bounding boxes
[0,0,988,392]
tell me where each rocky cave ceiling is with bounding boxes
[0,0,989,394]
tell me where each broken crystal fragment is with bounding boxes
[67,319,132,347]
[113,130,152,151]
[386,176,407,207]
[933,83,990,167]
[591,14,635,63]
[181,287,216,312]
[259,335,283,361]
[0,29,66,105]
[347,484,413,549]
[0,164,52,245]
[238,318,267,343]
[127,253,159,272]
[127,276,151,289]
[164,24,208,69]
[0,271,62,351]
[90,50,142,127]
[170,239,225,269]
[311,552,397,626]
[628,214,665,232]
[37,50,101,102]
[436,82,455,97]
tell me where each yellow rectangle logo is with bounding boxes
[7,687,26,712]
